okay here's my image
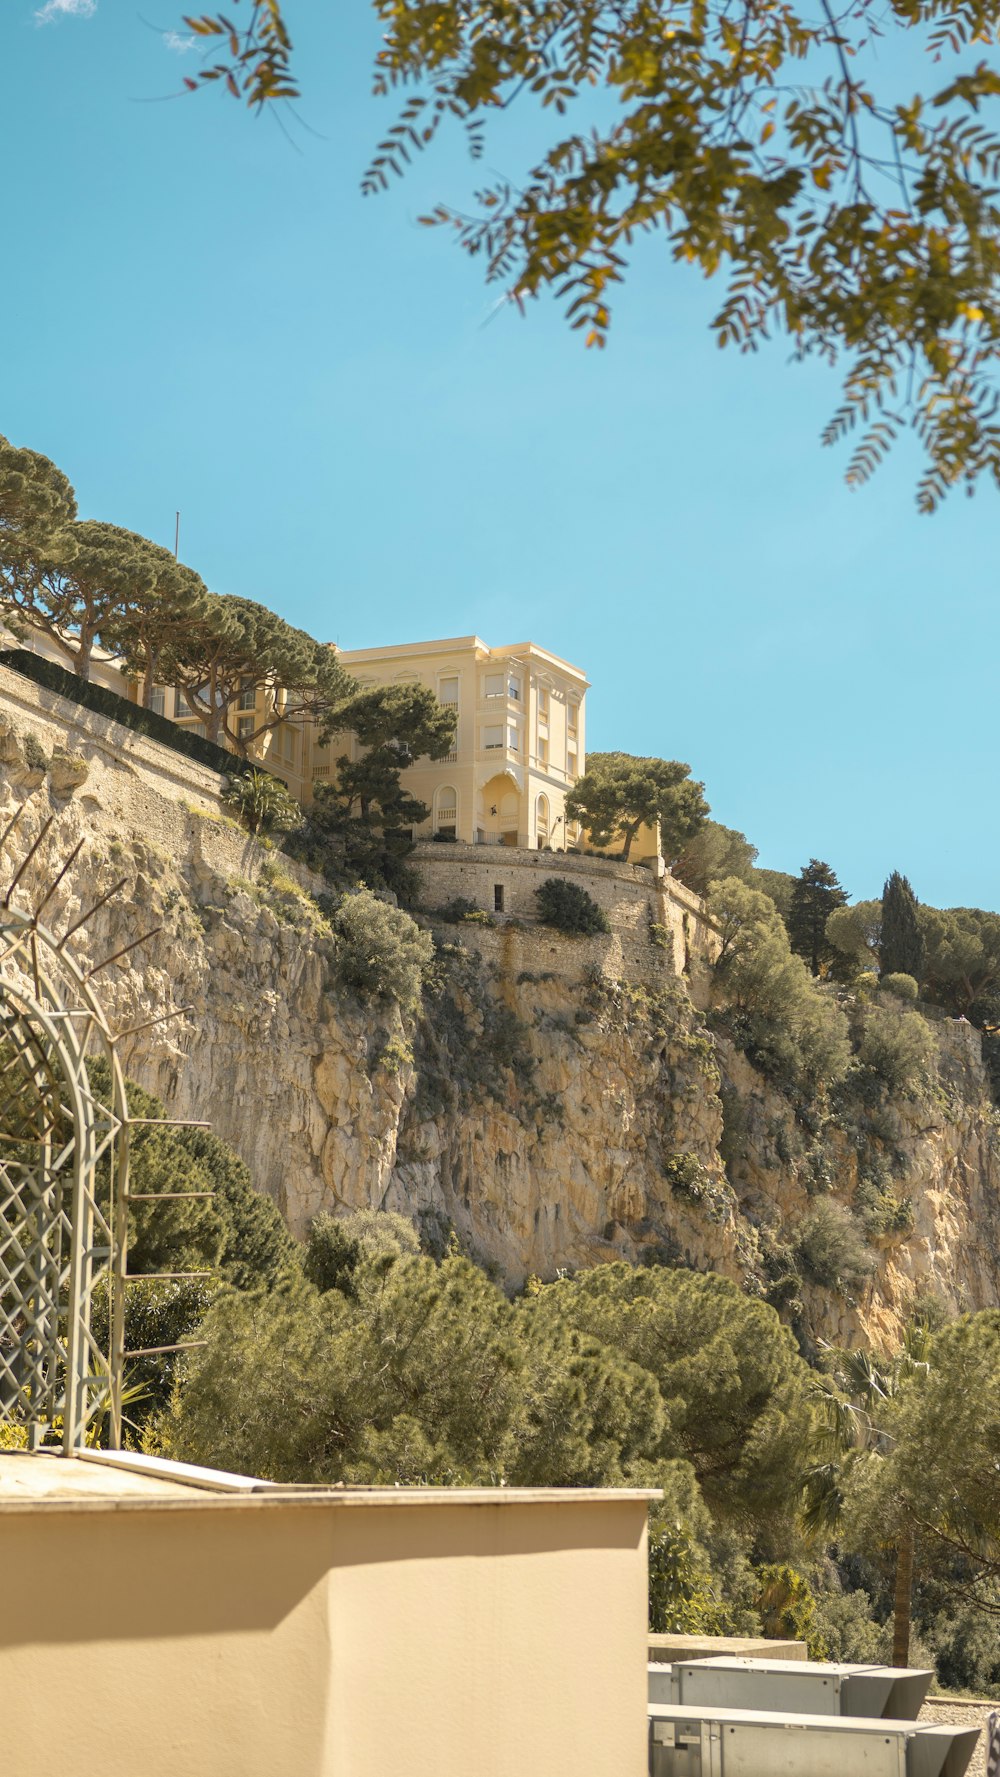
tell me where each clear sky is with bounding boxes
[2,2,996,909]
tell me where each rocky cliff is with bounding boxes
[1,695,998,1351]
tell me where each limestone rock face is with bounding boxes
[0,725,997,1348]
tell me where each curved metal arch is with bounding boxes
[0,901,129,1453]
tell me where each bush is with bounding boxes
[707,879,851,1094]
[436,896,495,926]
[858,1004,936,1095]
[796,1200,875,1294]
[880,972,919,1002]
[333,889,434,1011]
[535,877,610,936]
[810,1586,886,1663]
[23,730,49,773]
[756,1563,828,1658]
[305,1209,420,1296]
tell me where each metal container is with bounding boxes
[648,1657,933,1720]
[648,1703,980,1777]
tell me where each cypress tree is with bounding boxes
[881,872,925,982]
[787,859,848,976]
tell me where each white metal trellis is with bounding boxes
[0,802,210,1455]
[0,898,130,1452]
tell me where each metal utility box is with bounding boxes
[647,1657,933,1720]
[648,1704,980,1777]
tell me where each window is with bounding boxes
[238,681,256,711]
[567,748,578,779]
[483,724,504,750]
[494,885,504,914]
[284,727,298,766]
[568,700,579,736]
[537,737,548,766]
[439,676,459,707]
[537,688,549,722]
[237,715,255,740]
[174,689,186,719]
[484,672,504,698]
[507,675,521,701]
[507,724,519,753]
[149,687,165,718]
[435,786,458,835]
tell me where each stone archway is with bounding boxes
[478,773,521,847]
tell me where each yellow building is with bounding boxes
[3,621,590,851]
[313,635,589,850]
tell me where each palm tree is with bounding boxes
[803,1322,933,1665]
[222,769,300,837]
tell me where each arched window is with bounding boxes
[434,784,458,838]
[536,793,550,848]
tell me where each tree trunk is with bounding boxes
[621,820,640,863]
[141,646,159,711]
[892,1522,914,1666]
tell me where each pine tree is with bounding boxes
[787,859,848,976]
[881,873,925,983]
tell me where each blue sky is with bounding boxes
[2,2,997,909]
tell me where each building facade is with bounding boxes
[314,636,589,851]
[2,620,590,851]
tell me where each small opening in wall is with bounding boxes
[494,885,504,913]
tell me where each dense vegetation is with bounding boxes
[89,1068,999,1692]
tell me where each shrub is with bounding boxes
[858,1004,936,1095]
[879,972,919,1002]
[706,879,851,1094]
[756,1563,828,1659]
[810,1587,886,1663]
[305,1209,420,1296]
[535,877,610,935]
[333,889,434,1011]
[796,1200,875,1294]
[437,896,495,926]
[23,730,49,773]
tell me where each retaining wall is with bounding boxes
[412,841,718,974]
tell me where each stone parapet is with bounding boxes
[411,840,719,973]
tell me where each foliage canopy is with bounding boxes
[566,751,708,864]
[181,0,1000,509]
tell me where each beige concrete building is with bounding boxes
[3,621,594,853]
[314,635,589,848]
[0,1447,654,1777]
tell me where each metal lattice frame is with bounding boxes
[0,804,211,1455]
[0,896,130,1452]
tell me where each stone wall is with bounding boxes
[411,842,718,975]
[427,913,678,994]
[0,659,226,813]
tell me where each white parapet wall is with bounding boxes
[0,1450,655,1777]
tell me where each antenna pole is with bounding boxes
[174,511,180,559]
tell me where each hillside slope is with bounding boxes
[1,701,997,1349]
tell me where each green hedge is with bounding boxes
[0,648,256,780]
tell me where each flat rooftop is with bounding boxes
[0,1450,658,1514]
